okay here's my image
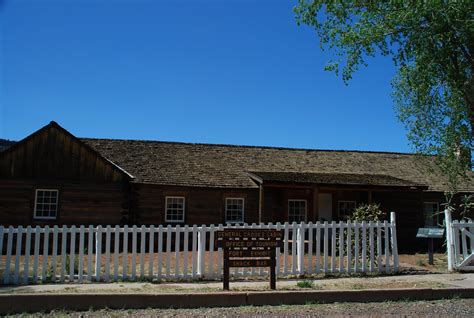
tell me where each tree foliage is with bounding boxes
[294,0,474,194]
[349,203,386,222]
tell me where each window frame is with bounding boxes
[224,197,245,224]
[165,196,186,223]
[288,199,307,223]
[338,200,357,218]
[33,189,59,220]
[423,201,440,226]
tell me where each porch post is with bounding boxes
[259,184,264,223]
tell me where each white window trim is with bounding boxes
[165,196,185,223]
[288,199,307,223]
[33,189,59,220]
[225,197,245,224]
[338,200,356,217]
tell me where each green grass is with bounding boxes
[296,280,314,288]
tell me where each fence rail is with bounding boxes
[0,213,398,285]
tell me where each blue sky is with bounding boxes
[0,0,409,152]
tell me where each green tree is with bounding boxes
[294,0,473,196]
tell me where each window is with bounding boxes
[288,200,307,223]
[338,201,356,218]
[34,189,59,219]
[423,202,439,226]
[165,196,185,222]
[225,198,244,223]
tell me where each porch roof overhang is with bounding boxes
[247,171,428,190]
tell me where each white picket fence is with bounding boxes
[445,209,474,271]
[0,213,399,285]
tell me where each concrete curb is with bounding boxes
[0,288,473,314]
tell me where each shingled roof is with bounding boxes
[248,171,426,188]
[81,138,474,192]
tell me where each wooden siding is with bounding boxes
[132,184,260,225]
[0,123,127,182]
[0,179,126,226]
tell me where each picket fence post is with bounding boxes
[197,225,206,277]
[296,223,304,274]
[444,208,454,271]
[390,212,398,272]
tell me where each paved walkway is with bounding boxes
[0,273,473,294]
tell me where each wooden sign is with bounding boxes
[216,229,283,290]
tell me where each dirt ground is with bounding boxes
[6,299,474,317]
[0,252,450,283]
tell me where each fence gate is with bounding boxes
[445,209,474,271]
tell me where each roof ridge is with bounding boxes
[79,137,422,156]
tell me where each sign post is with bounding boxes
[416,227,445,265]
[216,229,283,290]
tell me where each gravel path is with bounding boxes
[8,299,474,317]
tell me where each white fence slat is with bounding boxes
[69,225,76,282]
[315,222,321,273]
[354,223,360,272]
[23,226,32,284]
[361,221,367,273]
[113,225,120,281]
[87,225,94,282]
[291,222,297,275]
[122,225,129,280]
[13,226,23,285]
[175,225,181,278]
[60,226,67,282]
[216,224,223,278]
[297,223,304,274]
[283,223,289,274]
[338,222,344,273]
[384,221,390,273]
[148,225,155,279]
[331,221,336,273]
[51,226,58,282]
[191,225,197,279]
[369,222,375,272]
[166,225,172,278]
[346,223,352,273]
[453,223,461,267]
[461,224,468,259]
[95,225,102,282]
[323,222,328,273]
[377,222,382,273]
[78,226,85,282]
[275,223,282,275]
[307,222,313,274]
[157,225,163,279]
[183,225,189,278]
[3,226,14,284]
[41,226,50,283]
[259,223,266,276]
[105,225,112,281]
[131,225,137,280]
[140,225,146,279]
[209,225,216,278]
